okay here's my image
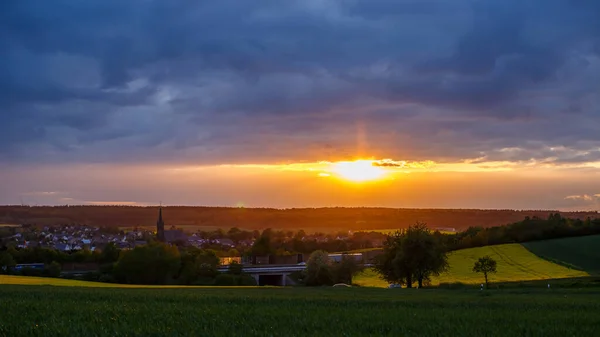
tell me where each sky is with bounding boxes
[1,0,600,210]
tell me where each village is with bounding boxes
[0,221,386,259]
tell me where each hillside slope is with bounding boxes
[355,243,588,287]
[523,235,600,274]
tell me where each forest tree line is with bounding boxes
[443,213,600,251]
[2,205,598,231]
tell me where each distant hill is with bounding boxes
[523,235,600,274]
[0,206,598,232]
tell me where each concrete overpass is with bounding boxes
[217,264,306,286]
[217,263,373,286]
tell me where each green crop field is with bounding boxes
[523,235,600,274]
[1,285,600,336]
[354,243,588,288]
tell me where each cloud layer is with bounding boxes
[2,0,600,165]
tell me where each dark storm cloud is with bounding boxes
[1,0,600,165]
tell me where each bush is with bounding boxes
[43,261,62,278]
[305,250,334,286]
[61,273,75,280]
[20,268,43,277]
[237,274,258,286]
[332,255,363,285]
[114,243,181,285]
[214,274,237,286]
[0,252,16,274]
[192,277,215,286]
[82,271,102,282]
[227,261,244,275]
[438,282,468,290]
[99,263,115,274]
[98,274,117,283]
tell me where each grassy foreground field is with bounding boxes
[1,285,599,336]
[355,243,588,287]
[523,235,600,274]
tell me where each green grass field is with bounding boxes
[354,243,588,288]
[523,235,600,274]
[1,285,599,336]
[437,243,587,285]
[354,268,390,287]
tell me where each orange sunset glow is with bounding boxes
[329,160,388,182]
[1,0,599,213]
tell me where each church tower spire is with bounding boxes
[156,206,165,242]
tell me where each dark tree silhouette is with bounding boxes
[473,256,497,289]
[374,223,448,288]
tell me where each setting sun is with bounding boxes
[330,160,387,182]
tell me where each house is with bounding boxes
[217,238,235,247]
[220,257,242,266]
[55,243,71,251]
[164,230,187,243]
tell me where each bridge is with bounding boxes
[217,264,306,286]
[217,262,374,286]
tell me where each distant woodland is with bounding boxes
[1,206,598,232]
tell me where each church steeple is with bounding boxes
[156,206,165,242]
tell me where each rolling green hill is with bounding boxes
[523,235,600,274]
[436,244,587,284]
[355,243,588,287]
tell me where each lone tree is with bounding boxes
[374,222,448,288]
[473,256,497,289]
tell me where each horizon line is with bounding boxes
[0,204,598,213]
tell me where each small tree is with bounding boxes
[473,256,497,289]
[305,250,333,286]
[44,261,62,278]
[0,252,16,274]
[227,261,244,275]
[332,255,364,285]
[98,243,121,264]
[114,243,181,285]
